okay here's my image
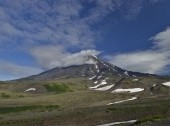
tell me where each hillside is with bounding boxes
[0,55,170,125]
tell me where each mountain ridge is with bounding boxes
[14,55,156,82]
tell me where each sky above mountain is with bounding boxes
[0,0,170,80]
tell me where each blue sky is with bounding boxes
[0,0,170,80]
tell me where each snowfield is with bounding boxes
[112,88,144,93]
[162,81,170,87]
[107,97,137,105]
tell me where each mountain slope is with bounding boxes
[1,55,170,126]
[9,55,170,96]
[20,55,153,81]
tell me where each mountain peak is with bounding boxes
[83,54,100,64]
[17,55,153,82]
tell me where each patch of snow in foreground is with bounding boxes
[162,81,170,87]
[98,120,137,126]
[112,88,144,93]
[107,97,137,105]
[95,85,114,91]
[25,88,36,92]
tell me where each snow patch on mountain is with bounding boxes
[132,75,137,77]
[98,120,137,126]
[97,76,102,79]
[90,79,108,89]
[107,97,137,105]
[25,88,36,92]
[132,79,139,82]
[124,71,129,76]
[94,81,98,84]
[89,67,94,73]
[89,75,96,80]
[112,68,117,72]
[162,81,170,86]
[112,88,144,93]
[95,85,114,91]
[101,81,107,85]
[104,64,109,67]
[153,84,157,87]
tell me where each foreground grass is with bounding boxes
[134,115,170,125]
[0,105,60,114]
[0,95,169,125]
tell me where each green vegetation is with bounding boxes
[44,83,72,93]
[18,95,25,98]
[0,92,169,125]
[135,115,169,124]
[1,93,10,98]
[0,105,60,114]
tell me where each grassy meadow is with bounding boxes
[0,78,170,125]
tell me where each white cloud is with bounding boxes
[0,0,163,49]
[151,27,170,50]
[0,0,95,49]
[107,50,169,74]
[107,27,170,74]
[30,46,100,69]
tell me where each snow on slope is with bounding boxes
[124,71,129,76]
[162,81,170,86]
[98,120,137,126]
[94,81,98,84]
[25,88,36,92]
[132,79,139,82]
[90,79,108,89]
[112,88,144,93]
[89,75,96,80]
[95,85,114,91]
[107,97,137,105]
[97,75,102,79]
